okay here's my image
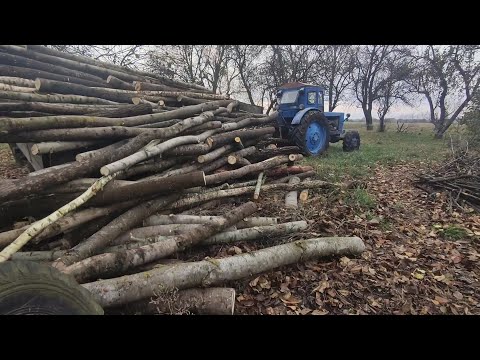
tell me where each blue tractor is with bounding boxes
[275,82,360,156]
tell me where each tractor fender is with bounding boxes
[291,107,320,125]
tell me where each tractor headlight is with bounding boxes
[299,104,305,110]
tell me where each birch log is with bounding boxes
[82,236,366,307]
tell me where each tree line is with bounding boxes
[50,45,480,138]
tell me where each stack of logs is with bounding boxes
[0,45,365,315]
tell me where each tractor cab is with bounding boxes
[274,82,359,156]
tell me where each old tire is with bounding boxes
[343,130,360,152]
[0,261,103,315]
[291,111,330,156]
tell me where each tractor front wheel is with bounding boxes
[291,111,330,156]
[343,130,361,152]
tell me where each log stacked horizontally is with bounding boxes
[0,45,365,315]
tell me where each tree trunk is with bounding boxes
[118,287,236,315]
[63,202,258,283]
[378,116,386,132]
[365,111,374,131]
[52,194,181,269]
[0,64,108,87]
[82,236,365,307]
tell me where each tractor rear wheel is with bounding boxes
[343,130,361,152]
[0,261,103,315]
[291,111,330,156]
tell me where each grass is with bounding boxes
[303,122,450,182]
[346,187,376,210]
[442,225,469,241]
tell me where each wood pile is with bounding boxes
[416,151,480,212]
[0,45,365,315]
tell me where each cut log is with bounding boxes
[253,172,264,200]
[143,215,277,228]
[134,81,181,92]
[197,145,233,164]
[0,76,35,87]
[0,111,219,202]
[206,127,275,148]
[31,141,99,155]
[75,140,128,162]
[86,103,152,118]
[11,250,66,262]
[0,102,129,115]
[63,202,258,283]
[106,75,135,90]
[265,165,314,178]
[0,51,106,83]
[285,176,301,209]
[119,288,236,315]
[299,177,312,203]
[52,194,180,268]
[202,221,307,246]
[168,179,333,210]
[272,170,317,184]
[205,154,303,185]
[0,175,115,262]
[111,224,208,245]
[0,45,143,83]
[0,83,36,93]
[0,64,108,87]
[35,78,134,103]
[90,171,206,205]
[0,90,118,105]
[248,146,301,162]
[82,236,365,307]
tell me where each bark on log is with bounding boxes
[201,146,257,174]
[0,83,36,93]
[100,122,215,176]
[0,111,52,117]
[197,145,233,164]
[35,78,134,103]
[31,141,99,155]
[0,76,35,87]
[63,202,258,283]
[206,127,275,148]
[82,236,365,307]
[0,64,107,87]
[119,287,236,315]
[0,175,114,262]
[106,75,135,90]
[87,103,152,118]
[0,90,118,106]
[168,179,333,210]
[0,45,143,83]
[111,224,208,244]
[120,159,178,178]
[266,165,314,178]
[75,140,128,162]
[143,215,277,228]
[0,101,128,115]
[134,81,181,92]
[26,45,173,81]
[205,155,303,185]
[285,177,301,209]
[11,250,66,262]
[43,178,134,194]
[202,221,307,246]
[52,194,181,269]
[248,146,301,162]
[90,171,206,206]
[253,172,264,200]
[272,170,317,184]
[0,100,229,133]
[0,109,221,202]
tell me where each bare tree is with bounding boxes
[375,51,413,132]
[231,45,266,105]
[407,45,480,138]
[315,45,355,112]
[351,45,401,130]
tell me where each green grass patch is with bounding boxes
[345,187,376,210]
[443,225,468,240]
[304,122,449,181]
